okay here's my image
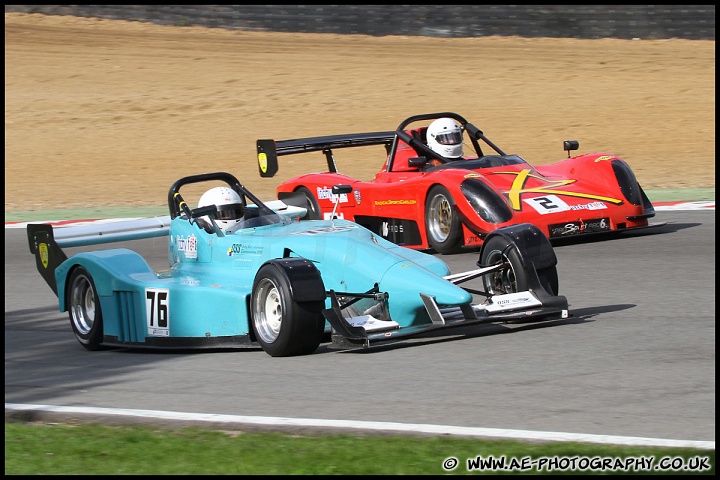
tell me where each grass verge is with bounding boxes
[4,421,714,475]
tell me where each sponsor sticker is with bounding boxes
[549,218,610,237]
[317,186,348,203]
[176,234,198,259]
[373,199,417,206]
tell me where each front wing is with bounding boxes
[324,259,569,350]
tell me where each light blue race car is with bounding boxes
[27,171,569,357]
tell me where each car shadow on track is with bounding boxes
[7,304,636,357]
[549,222,700,247]
[319,303,635,355]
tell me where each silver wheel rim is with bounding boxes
[428,193,452,243]
[485,249,518,294]
[70,274,95,335]
[253,278,283,344]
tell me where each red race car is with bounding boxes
[257,112,662,254]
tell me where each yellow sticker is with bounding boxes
[258,152,268,173]
[39,243,49,269]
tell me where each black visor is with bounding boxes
[214,203,244,220]
[434,131,463,146]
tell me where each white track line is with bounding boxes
[5,403,714,450]
[653,201,715,211]
[5,202,715,229]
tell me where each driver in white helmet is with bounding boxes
[197,186,245,234]
[426,117,464,160]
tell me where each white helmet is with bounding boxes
[426,118,464,159]
[197,186,244,233]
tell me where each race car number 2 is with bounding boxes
[145,288,170,337]
[523,194,571,214]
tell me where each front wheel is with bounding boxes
[251,264,325,357]
[425,185,463,254]
[67,266,104,350]
[480,235,559,296]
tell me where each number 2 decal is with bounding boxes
[523,195,571,214]
[145,288,170,337]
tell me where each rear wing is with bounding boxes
[31,217,172,249]
[27,217,172,296]
[257,131,394,177]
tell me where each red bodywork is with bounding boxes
[257,112,657,253]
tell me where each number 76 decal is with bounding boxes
[146,288,170,337]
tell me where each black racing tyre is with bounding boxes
[296,186,322,220]
[536,267,559,297]
[67,266,104,351]
[480,235,528,295]
[251,264,325,357]
[425,185,463,254]
[480,236,559,296]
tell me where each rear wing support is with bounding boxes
[27,224,68,296]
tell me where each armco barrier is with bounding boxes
[4,5,715,40]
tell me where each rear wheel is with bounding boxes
[425,185,463,254]
[251,264,325,357]
[67,266,104,350]
[296,186,321,220]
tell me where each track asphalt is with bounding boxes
[5,189,714,451]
